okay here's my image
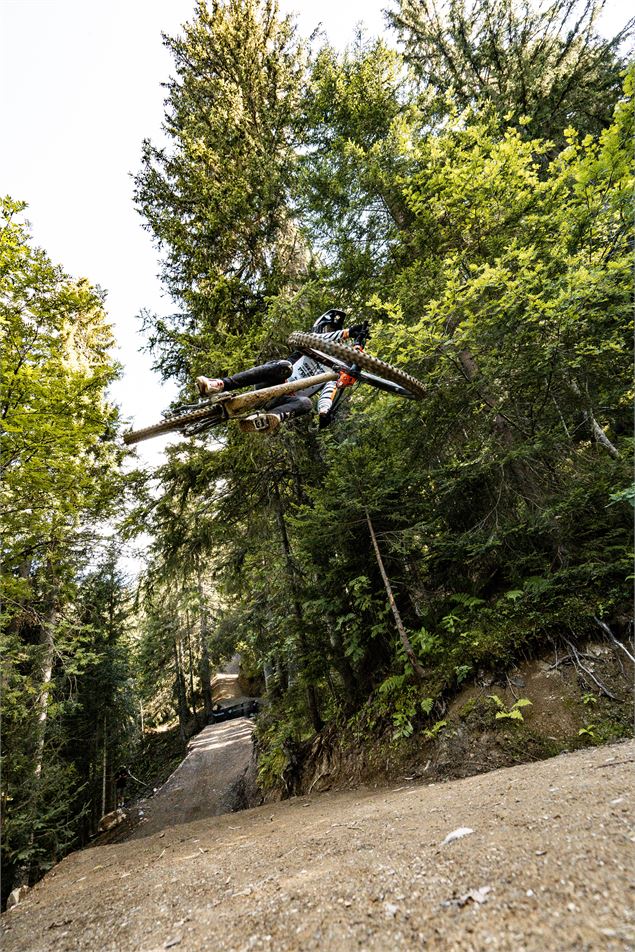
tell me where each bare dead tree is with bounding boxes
[365,509,425,681]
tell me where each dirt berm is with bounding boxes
[2,739,633,951]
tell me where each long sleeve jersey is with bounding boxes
[287,329,347,415]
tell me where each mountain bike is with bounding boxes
[122,328,425,446]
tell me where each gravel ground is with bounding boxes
[2,739,633,952]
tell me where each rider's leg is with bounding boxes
[197,360,292,396]
[267,394,313,419]
[238,395,313,435]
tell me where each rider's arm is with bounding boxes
[319,329,349,343]
[321,325,368,344]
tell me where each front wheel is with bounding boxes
[123,404,224,445]
[288,332,426,400]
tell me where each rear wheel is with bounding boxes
[123,404,224,445]
[288,332,426,400]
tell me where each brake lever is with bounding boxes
[350,320,371,348]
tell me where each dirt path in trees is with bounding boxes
[3,739,633,951]
[211,653,244,704]
[118,654,256,839]
[131,718,255,838]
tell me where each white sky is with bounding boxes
[0,0,629,571]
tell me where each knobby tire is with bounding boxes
[123,405,223,445]
[288,332,426,400]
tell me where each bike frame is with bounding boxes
[200,370,339,419]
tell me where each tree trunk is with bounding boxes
[271,483,322,732]
[328,624,358,704]
[263,660,274,693]
[90,730,98,834]
[16,589,59,887]
[196,559,214,721]
[569,377,620,458]
[275,657,288,694]
[365,509,425,681]
[173,641,189,745]
[33,600,58,783]
[101,712,108,816]
[185,612,198,724]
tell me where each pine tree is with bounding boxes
[0,199,124,898]
[388,0,633,145]
[134,0,308,387]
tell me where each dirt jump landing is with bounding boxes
[2,740,632,951]
[132,717,255,838]
[212,653,243,704]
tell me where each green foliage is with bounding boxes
[389,0,633,146]
[422,718,447,740]
[134,0,307,387]
[489,695,533,721]
[578,724,597,740]
[454,664,472,684]
[0,200,128,903]
[376,673,437,738]
[11,0,633,907]
[608,484,635,509]
[254,696,313,790]
[256,738,287,791]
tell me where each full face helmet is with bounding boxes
[312,309,347,334]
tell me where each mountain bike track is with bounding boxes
[2,739,632,951]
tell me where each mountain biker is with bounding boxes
[196,309,368,435]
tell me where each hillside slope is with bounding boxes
[2,740,632,951]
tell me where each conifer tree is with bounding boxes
[134,0,308,387]
[389,0,633,144]
[0,199,124,898]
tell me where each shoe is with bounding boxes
[196,376,224,396]
[238,413,282,435]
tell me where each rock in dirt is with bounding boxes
[443,885,491,907]
[440,825,474,846]
[6,886,29,911]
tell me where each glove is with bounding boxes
[318,411,333,429]
[347,322,371,341]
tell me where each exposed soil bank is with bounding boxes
[2,740,633,951]
[291,641,633,799]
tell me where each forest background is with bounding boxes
[1,0,633,907]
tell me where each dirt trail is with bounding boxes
[132,718,255,838]
[2,740,633,951]
[115,653,256,840]
[211,654,242,701]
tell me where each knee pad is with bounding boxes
[281,360,293,378]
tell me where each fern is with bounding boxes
[378,673,409,696]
